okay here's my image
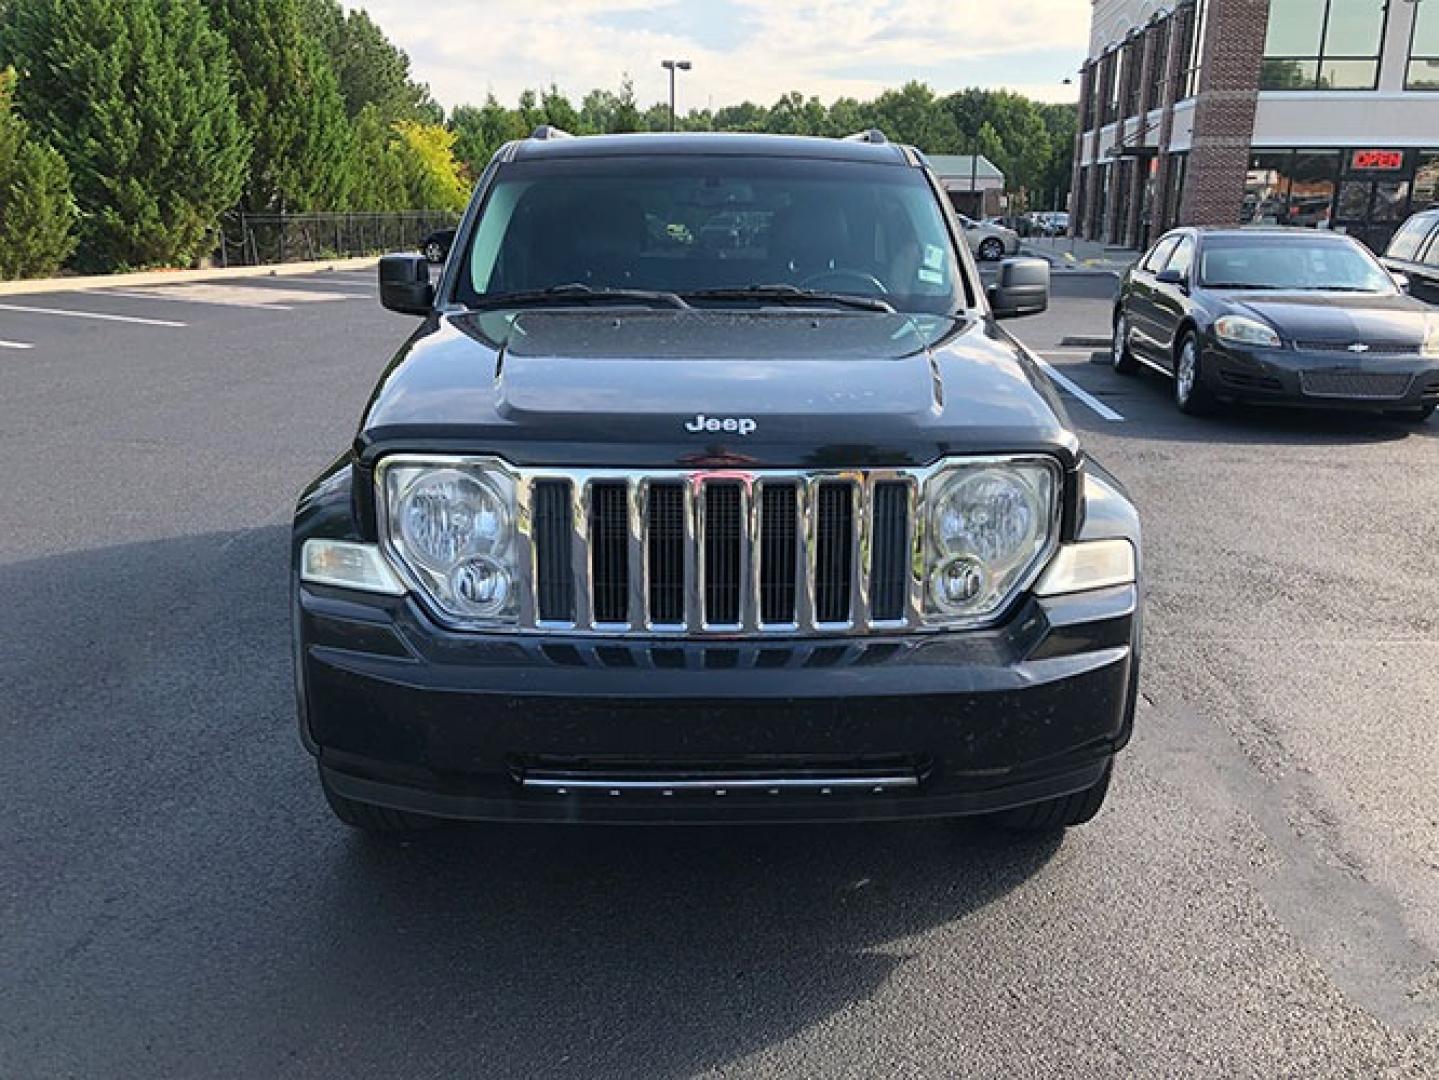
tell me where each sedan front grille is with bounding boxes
[524,469,920,635]
[1298,371,1414,399]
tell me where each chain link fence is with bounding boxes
[214,211,461,267]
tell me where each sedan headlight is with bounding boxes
[923,460,1059,624]
[381,458,520,625]
[1423,318,1439,358]
[1214,314,1281,348]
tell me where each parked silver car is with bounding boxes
[957,214,1020,261]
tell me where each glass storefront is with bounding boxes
[1242,147,1439,249]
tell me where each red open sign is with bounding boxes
[1350,149,1404,171]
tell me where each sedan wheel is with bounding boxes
[978,237,1004,262]
[424,242,444,263]
[1111,313,1138,374]
[1173,332,1217,415]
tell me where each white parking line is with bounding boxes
[0,302,185,328]
[0,339,34,350]
[1032,357,1125,422]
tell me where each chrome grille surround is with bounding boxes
[375,454,1063,637]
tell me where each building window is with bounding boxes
[1148,17,1171,107]
[1107,47,1125,123]
[1414,151,1439,206]
[1243,149,1340,226]
[1409,0,1439,89]
[1260,0,1387,90]
[1122,37,1144,116]
[1181,0,1208,98]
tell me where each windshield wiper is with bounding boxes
[470,283,690,310]
[1204,282,1284,290]
[682,284,896,313]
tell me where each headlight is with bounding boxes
[381,458,520,625]
[1214,314,1281,348]
[1423,318,1439,358]
[923,460,1058,623]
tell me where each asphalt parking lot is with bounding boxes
[2,269,1437,1077]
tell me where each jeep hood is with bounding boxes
[356,309,1078,469]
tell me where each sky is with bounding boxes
[345,0,1088,113]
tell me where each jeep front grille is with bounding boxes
[522,469,919,635]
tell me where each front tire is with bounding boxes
[321,770,446,834]
[978,237,1004,262]
[991,766,1113,832]
[1174,330,1218,415]
[1112,312,1139,374]
[424,241,445,264]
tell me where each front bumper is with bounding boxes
[297,582,1139,824]
[1204,340,1439,410]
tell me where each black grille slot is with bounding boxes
[647,483,686,624]
[533,479,574,621]
[589,482,629,622]
[704,483,742,625]
[814,482,854,623]
[869,482,908,621]
[1299,371,1413,399]
[759,484,798,624]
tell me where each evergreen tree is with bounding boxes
[208,0,353,212]
[0,68,77,279]
[301,0,438,122]
[3,0,248,270]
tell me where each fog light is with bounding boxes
[448,555,511,615]
[931,555,987,611]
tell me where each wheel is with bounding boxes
[1111,311,1139,374]
[990,766,1113,832]
[978,237,1004,262]
[424,241,445,263]
[1384,403,1435,422]
[1173,330,1218,415]
[320,769,445,834]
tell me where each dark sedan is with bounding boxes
[1112,228,1439,421]
[421,227,456,264]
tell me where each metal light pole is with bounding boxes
[661,60,692,131]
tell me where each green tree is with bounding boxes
[391,120,468,211]
[449,96,526,176]
[209,0,352,212]
[302,0,438,122]
[0,68,76,278]
[3,0,248,270]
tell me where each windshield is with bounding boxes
[454,155,968,314]
[1198,235,1396,293]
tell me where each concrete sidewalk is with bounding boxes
[0,255,380,298]
[1020,235,1140,276]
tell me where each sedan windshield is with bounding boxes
[455,155,969,315]
[1199,235,1396,293]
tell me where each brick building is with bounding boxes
[1072,0,1439,251]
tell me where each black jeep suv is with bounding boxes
[293,129,1142,834]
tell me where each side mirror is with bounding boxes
[379,253,434,315]
[1389,269,1410,292]
[1155,268,1188,289]
[987,257,1050,319]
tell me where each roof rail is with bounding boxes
[529,125,572,141]
[844,129,888,145]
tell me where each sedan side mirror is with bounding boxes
[988,257,1050,319]
[1155,268,1188,289]
[379,253,435,316]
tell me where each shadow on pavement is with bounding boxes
[0,526,1063,1077]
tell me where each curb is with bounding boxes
[0,256,380,297]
